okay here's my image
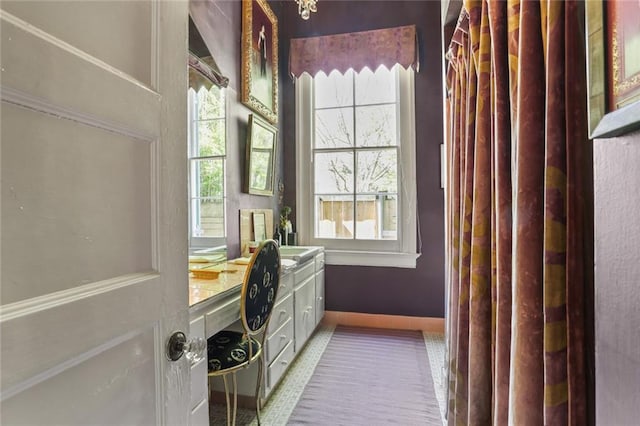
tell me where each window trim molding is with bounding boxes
[325,250,420,268]
[295,67,418,267]
[187,86,228,250]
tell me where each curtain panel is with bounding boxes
[444,1,592,425]
[289,25,418,77]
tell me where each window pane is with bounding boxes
[315,195,353,239]
[196,119,225,156]
[355,195,397,240]
[191,158,224,198]
[355,66,395,105]
[315,152,354,194]
[355,104,397,147]
[315,108,354,149]
[315,69,354,108]
[191,198,225,238]
[195,86,225,118]
[381,194,398,239]
[356,149,397,193]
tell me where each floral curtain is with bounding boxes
[444,1,592,424]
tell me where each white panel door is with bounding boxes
[0,1,191,424]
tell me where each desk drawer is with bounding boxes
[294,275,316,353]
[189,316,208,410]
[205,294,241,338]
[190,398,209,426]
[315,252,325,271]
[294,260,315,285]
[190,358,207,410]
[189,316,205,351]
[268,292,293,335]
[278,271,293,300]
[267,340,294,392]
[266,317,293,364]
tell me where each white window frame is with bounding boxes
[188,87,228,250]
[295,66,419,268]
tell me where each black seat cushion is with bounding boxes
[207,330,261,373]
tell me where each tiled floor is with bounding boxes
[210,324,446,425]
[424,332,447,424]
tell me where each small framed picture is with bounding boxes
[253,212,266,242]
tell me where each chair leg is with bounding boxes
[255,359,264,426]
[222,375,232,426]
[232,372,238,426]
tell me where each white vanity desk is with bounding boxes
[187,247,325,425]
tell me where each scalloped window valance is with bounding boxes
[289,25,419,77]
[188,53,229,91]
[188,15,229,91]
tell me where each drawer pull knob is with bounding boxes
[280,334,287,339]
[281,360,289,366]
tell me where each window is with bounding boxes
[188,85,226,249]
[296,65,418,267]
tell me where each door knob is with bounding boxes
[166,331,206,363]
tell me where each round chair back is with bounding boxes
[240,239,281,335]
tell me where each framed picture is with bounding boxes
[587,0,640,138]
[245,114,277,196]
[253,212,267,242]
[241,0,278,124]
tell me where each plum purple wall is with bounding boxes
[277,1,445,317]
[189,0,445,317]
[189,0,285,258]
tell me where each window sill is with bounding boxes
[325,250,420,268]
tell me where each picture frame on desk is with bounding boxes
[241,0,279,125]
[587,0,640,139]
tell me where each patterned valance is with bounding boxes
[188,53,229,91]
[289,25,419,77]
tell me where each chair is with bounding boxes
[207,239,281,426]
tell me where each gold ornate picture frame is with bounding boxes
[241,0,278,125]
[586,0,640,138]
[607,1,640,110]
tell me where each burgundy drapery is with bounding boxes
[445,1,591,425]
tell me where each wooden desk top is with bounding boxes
[188,261,247,307]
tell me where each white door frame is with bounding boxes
[1,1,191,423]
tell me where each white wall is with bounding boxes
[594,128,640,424]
